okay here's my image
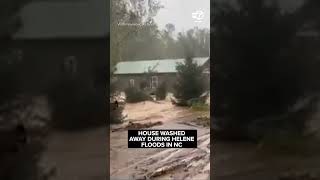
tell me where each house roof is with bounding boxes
[114,57,209,75]
[14,0,108,39]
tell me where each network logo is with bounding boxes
[192,10,205,23]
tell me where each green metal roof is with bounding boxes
[114,57,209,74]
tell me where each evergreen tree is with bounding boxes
[174,56,206,104]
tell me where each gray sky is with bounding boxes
[153,0,210,33]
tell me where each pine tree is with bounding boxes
[174,56,206,105]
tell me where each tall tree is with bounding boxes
[161,24,178,58]
[174,56,206,104]
[165,23,175,36]
[175,28,210,59]
[111,0,162,66]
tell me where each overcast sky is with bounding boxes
[153,0,210,33]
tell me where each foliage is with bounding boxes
[155,82,167,100]
[175,28,210,59]
[110,90,124,124]
[110,103,124,124]
[111,0,163,65]
[110,64,124,124]
[125,86,152,103]
[212,0,320,140]
[139,80,148,90]
[122,26,210,61]
[111,0,209,62]
[110,0,163,122]
[174,57,206,104]
[191,102,210,112]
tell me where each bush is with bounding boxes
[155,82,167,100]
[191,102,210,111]
[124,87,152,103]
[139,80,148,90]
[110,72,124,124]
[109,98,124,124]
[187,98,203,106]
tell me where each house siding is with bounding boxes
[115,73,178,93]
[115,72,210,93]
[114,58,210,94]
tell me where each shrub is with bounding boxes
[187,98,203,106]
[124,87,152,103]
[139,80,148,90]
[110,103,124,124]
[191,102,210,112]
[155,82,167,100]
[110,71,124,124]
[109,95,124,124]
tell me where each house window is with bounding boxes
[151,76,158,89]
[129,79,135,87]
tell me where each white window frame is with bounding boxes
[129,79,135,87]
[150,76,158,89]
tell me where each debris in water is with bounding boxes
[111,121,163,132]
[147,162,187,178]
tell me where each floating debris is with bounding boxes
[111,121,163,132]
